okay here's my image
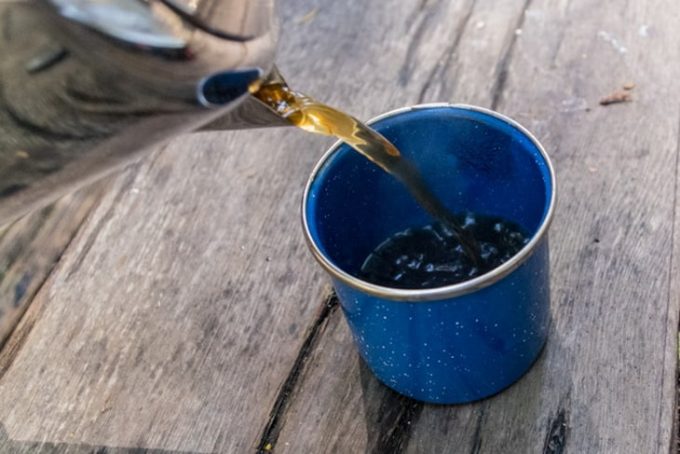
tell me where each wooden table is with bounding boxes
[1,0,679,452]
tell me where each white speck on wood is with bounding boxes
[597,30,628,54]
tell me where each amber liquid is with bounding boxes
[252,80,481,264]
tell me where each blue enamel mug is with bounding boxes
[302,104,556,404]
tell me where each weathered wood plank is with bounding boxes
[271,0,531,450]
[272,0,680,453]
[465,0,679,451]
[0,183,108,346]
[0,107,333,452]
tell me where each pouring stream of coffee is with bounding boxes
[251,78,481,266]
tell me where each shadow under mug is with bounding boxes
[302,104,556,404]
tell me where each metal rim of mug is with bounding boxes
[301,103,557,302]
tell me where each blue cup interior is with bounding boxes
[305,105,553,285]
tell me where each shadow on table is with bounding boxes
[355,358,425,454]
[0,423,206,454]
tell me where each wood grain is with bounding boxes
[0,183,108,346]
[0,0,678,453]
[0,111,335,453]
